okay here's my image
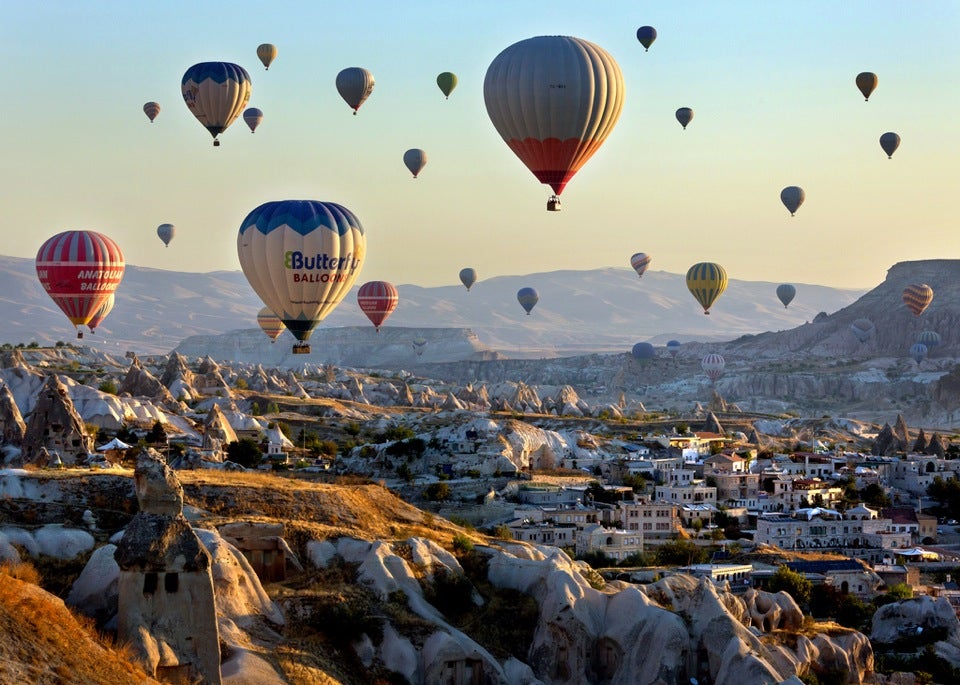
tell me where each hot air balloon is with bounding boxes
[237,200,365,354]
[879,132,900,159]
[636,26,657,51]
[181,62,251,146]
[257,307,285,342]
[143,102,161,123]
[917,331,941,349]
[780,186,805,216]
[850,318,876,343]
[701,353,725,382]
[630,253,651,278]
[36,230,125,339]
[157,223,175,247]
[437,72,458,99]
[675,107,693,130]
[667,340,681,359]
[257,43,277,70]
[631,342,655,362]
[776,284,796,308]
[357,281,399,332]
[412,337,428,357]
[909,343,928,364]
[902,284,933,316]
[87,294,115,334]
[336,67,375,114]
[686,262,728,315]
[243,107,263,133]
[459,268,477,291]
[856,72,878,101]
[484,35,625,211]
[403,149,427,178]
[517,287,539,315]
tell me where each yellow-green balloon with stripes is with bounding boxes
[686,262,728,315]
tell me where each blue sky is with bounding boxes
[1,1,956,290]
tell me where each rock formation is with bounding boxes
[0,382,26,445]
[872,424,897,456]
[202,403,237,454]
[114,452,221,684]
[927,433,945,458]
[21,374,92,465]
[118,357,176,405]
[705,411,725,435]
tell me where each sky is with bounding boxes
[1,1,957,291]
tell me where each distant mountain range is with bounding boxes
[0,255,863,357]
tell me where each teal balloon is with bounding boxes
[776,284,796,308]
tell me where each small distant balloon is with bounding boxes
[902,284,933,316]
[667,340,681,359]
[776,284,796,308]
[517,287,539,315]
[879,132,900,159]
[257,44,277,70]
[403,149,427,178]
[909,343,928,364]
[143,102,161,123]
[675,107,693,130]
[412,337,428,357]
[850,318,876,343]
[157,223,175,247]
[917,331,941,349]
[701,353,725,382]
[436,72,458,99]
[257,307,285,342]
[459,268,477,291]
[336,67,375,114]
[88,294,115,334]
[686,262,728,315]
[243,107,263,133]
[357,281,399,332]
[780,186,805,216]
[631,342,655,362]
[636,26,657,51]
[630,253,652,278]
[856,72,878,101]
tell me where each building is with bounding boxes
[678,563,754,591]
[575,524,644,562]
[609,500,680,540]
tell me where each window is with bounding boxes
[165,572,179,593]
[143,572,158,595]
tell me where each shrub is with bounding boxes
[225,438,263,468]
[423,482,451,501]
[98,380,118,395]
[423,567,474,621]
[452,533,474,555]
[768,565,812,607]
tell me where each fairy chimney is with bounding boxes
[202,403,237,453]
[0,382,26,445]
[21,375,92,465]
[115,452,221,684]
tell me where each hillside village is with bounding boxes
[2,341,960,682]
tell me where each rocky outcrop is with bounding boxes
[21,375,92,465]
[927,433,945,457]
[871,595,960,645]
[705,411,725,435]
[0,382,26,444]
[118,357,175,405]
[202,403,237,454]
[872,424,898,456]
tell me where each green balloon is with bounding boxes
[436,72,458,99]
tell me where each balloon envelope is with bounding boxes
[412,337,427,357]
[483,35,625,199]
[143,101,160,122]
[517,287,539,315]
[237,200,365,344]
[436,72,458,98]
[403,149,427,178]
[336,67,375,114]
[780,186,805,216]
[157,223,175,247]
[917,331,941,348]
[243,107,263,133]
[181,62,251,145]
[636,26,657,50]
[36,230,125,334]
[850,318,876,343]
[257,306,285,342]
[856,72,878,100]
[701,353,725,381]
[902,284,933,316]
[631,342,655,362]
[686,262,728,315]
[257,43,277,70]
[776,284,796,308]
[87,293,115,332]
[630,253,651,278]
[910,343,928,364]
[879,132,900,159]
[675,107,693,129]
[666,340,681,358]
[357,281,399,331]
[459,268,477,291]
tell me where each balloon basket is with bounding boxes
[547,196,562,212]
[77,331,83,339]
[293,343,311,355]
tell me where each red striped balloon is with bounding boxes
[36,231,125,337]
[902,283,933,317]
[357,281,399,331]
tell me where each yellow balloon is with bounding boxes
[686,262,728,315]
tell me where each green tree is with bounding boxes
[98,379,118,395]
[860,483,891,509]
[654,539,708,566]
[767,565,812,606]
[225,438,263,468]
[423,482,451,501]
[146,420,166,444]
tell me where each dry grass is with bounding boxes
[0,566,160,684]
